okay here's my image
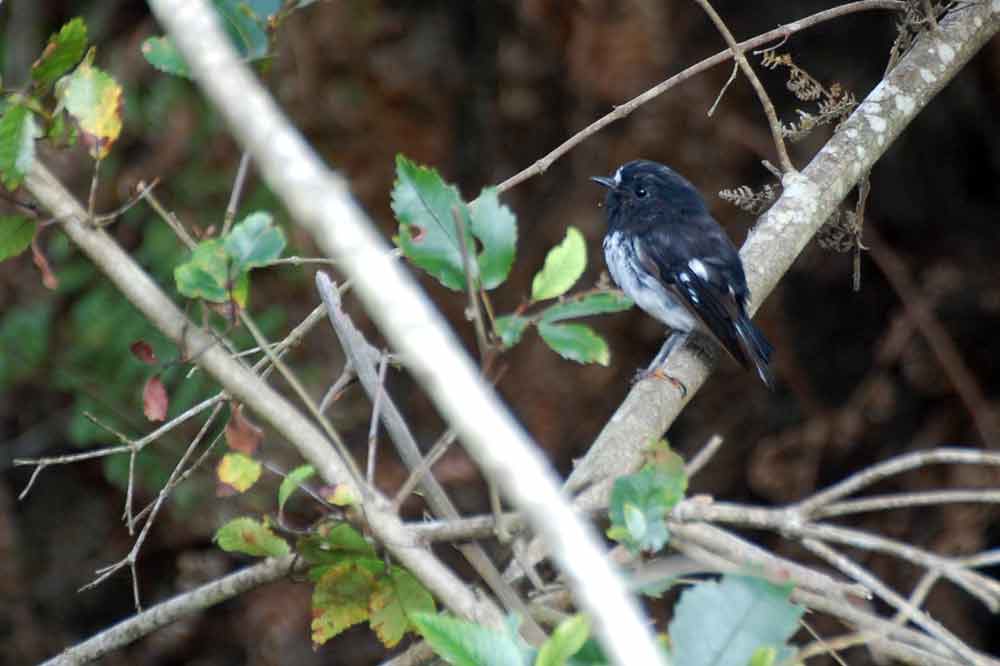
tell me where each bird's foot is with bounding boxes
[631,367,687,398]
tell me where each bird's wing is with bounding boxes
[632,222,754,369]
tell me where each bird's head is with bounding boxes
[591,160,709,228]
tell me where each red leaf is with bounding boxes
[225,404,263,454]
[142,375,168,422]
[31,237,58,290]
[130,340,158,364]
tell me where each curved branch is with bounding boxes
[145,2,666,665]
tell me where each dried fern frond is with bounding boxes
[760,51,857,142]
[719,183,780,215]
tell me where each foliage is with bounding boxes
[391,155,632,366]
[607,441,687,554]
[413,613,607,666]
[668,575,803,666]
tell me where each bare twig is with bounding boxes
[495,0,904,193]
[40,555,300,666]
[367,353,390,487]
[685,434,724,477]
[694,0,795,173]
[223,150,252,235]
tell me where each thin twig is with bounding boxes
[87,159,101,221]
[452,206,489,367]
[367,353,390,487]
[495,0,905,192]
[694,0,795,173]
[223,150,252,235]
[685,434,724,477]
[707,61,739,117]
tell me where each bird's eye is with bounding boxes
[635,186,648,198]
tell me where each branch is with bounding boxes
[145,2,665,663]
[494,0,906,193]
[41,556,299,666]
[694,0,795,173]
[562,0,1000,504]
[23,161,502,630]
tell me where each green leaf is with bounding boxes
[217,451,262,492]
[224,211,286,272]
[539,291,633,323]
[215,0,271,61]
[277,463,316,513]
[537,321,609,366]
[412,612,532,666]
[495,314,529,349]
[668,575,804,666]
[749,646,777,666]
[311,562,377,646]
[140,36,190,78]
[298,522,378,571]
[469,187,517,290]
[392,155,471,292]
[565,639,609,666]
[370,566,437,648]
[56,51,123,159]
[47,111,77,147]
[607,458,687,554]
[0,105,41,190]
[536,614,590,666]
[214,516,290,557]
[0,216,37,261]
[174,239,249,306]
[31,18,88,89]
[531,227,586,301]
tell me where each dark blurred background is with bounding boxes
[1,1,999,664]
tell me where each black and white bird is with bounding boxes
[592,160,774,391]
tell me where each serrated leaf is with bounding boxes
[214,516,290,557]
[215,0,270,61]
[278,464,316,513]
[495,314,529,349]
[174,239,249,306]
[392,155,471,292]
[537,321,609,366]
[57,51,123,159]
[31,18,88,89]
[217,452,262,493]
[539,291,633,323]
[311,562,377,646]
[607,461,687,554]
[0,105,41,190]
[668,575,804,666]
[223,211,285,272]
[0,216,37,261]
[536,614,590,666]
[299,522,378,572]
[531,227,586,301]
[370,566,436,648]
[412,612,532,666]
[141,36,190,78]
[469,187,516,290]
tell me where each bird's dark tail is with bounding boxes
[734,317,774,389]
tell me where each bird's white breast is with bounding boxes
[603,231,697,332]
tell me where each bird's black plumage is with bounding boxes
[592,160,774,388]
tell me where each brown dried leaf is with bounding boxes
[225,404,264,454]
[130,340,158,364]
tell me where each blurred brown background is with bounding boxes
[2,1,1000,664]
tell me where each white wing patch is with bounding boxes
[613,166,623,186]
[688,258,709,281]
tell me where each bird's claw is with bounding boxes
[631,367,688,398]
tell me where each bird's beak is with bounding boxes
[590,176,616,189]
